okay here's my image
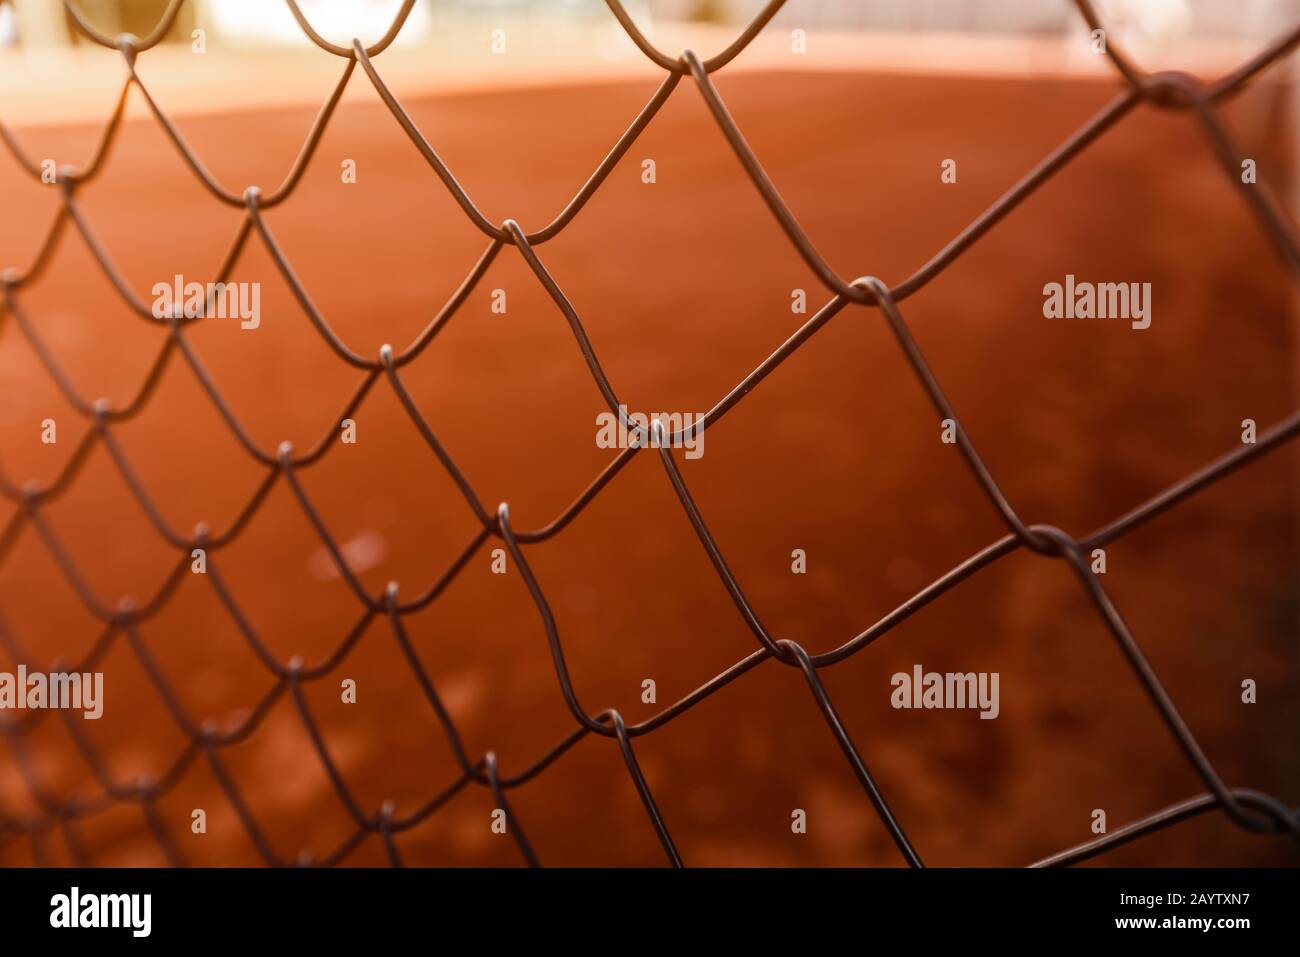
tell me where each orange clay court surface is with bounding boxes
[0,57,1298,866]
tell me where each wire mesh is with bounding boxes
[0,0,1298,868]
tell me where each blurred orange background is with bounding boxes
[1,0,1297,867]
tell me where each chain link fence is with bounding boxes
[0,0,1298,867]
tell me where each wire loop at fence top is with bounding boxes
[1,0,1299,868]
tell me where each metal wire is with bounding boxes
[0,0,1298,868]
